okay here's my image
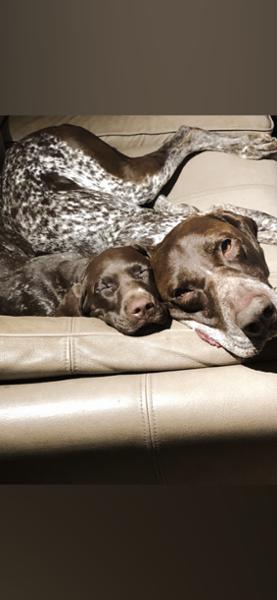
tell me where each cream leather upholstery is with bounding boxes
[1,115,277,482]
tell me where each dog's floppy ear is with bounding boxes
[210,210,258,239]
[56,283,82,316]
[132,243,154,258]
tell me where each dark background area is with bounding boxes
[0,486,277,600]
[1,0,277,114]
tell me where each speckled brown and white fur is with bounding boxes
[1,124,277,255]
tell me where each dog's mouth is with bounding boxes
[108,305,170,336]
[128,308,171,336]
[133,319,171,336]
[195,329,222,348]
[184,319,274,358]
[178,281,277,357]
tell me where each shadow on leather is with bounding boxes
[245,337,277,373]
[0,446,161,484]
[1,435,277,484]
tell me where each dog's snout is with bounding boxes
[236,294,277,339]
[262,303,276,321]
[126,296,155,318]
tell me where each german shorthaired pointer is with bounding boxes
[0,243,86,317]
[2,124,277,255]
[57,246,169,334]
[0,242,168,335]
[150,210,277,358]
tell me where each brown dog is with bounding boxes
[57,246,169,335]
[150,210,277,358]
[0,238,168,334]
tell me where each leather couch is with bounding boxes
[0,115,277,483]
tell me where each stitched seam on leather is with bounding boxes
[139,374,161,483]
[144,374,163,483]
[70,317,76,374]
[139,374,151,452]
[67,317,73,375]
[98,123,273,138]
[147,374,165,483]
[64,319,70,375]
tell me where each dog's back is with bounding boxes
[0,248,88,316]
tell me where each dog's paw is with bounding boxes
[238,133,277,159]
[154,194,168,209]
[178,125,192,135]
[175,202,199,216]
[172,125,193,143]
[154,195,180,215]
[154,195,198,217]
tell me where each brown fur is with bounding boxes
[57,246,170,335]
[150,211,276,356]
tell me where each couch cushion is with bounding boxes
[0,364,276,457]
[0,316,238,381]
[8,115,273,154]
[0,305,276,381]
[1,364,277,483]
[167,152,277,216]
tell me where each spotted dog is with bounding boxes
[2,124,277,255]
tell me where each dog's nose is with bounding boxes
[127,296,155,318]
[239,299,277,339]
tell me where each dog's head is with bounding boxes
[57,245,169,335]
[150,210,277,357]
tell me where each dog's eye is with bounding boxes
[220,237,241,260]
[220,238,232,255]
[95,280,115,294]
[173,285,191,298]
[131,265,149,279]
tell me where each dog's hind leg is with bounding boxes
[121,126,277,206]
